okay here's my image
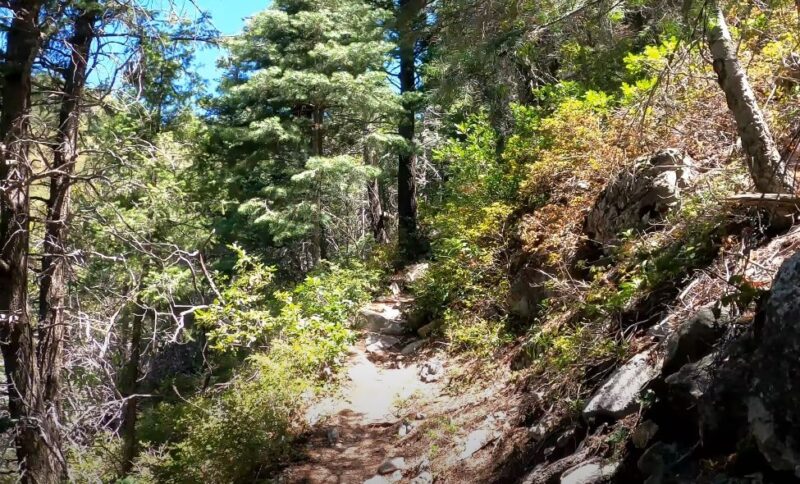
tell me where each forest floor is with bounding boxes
[280,280,531,484]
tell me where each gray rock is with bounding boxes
[638,442,682,484]
[631,420,659,449]
[459,428,496,460]
[410,471,433,484]
[401,339,427,355]
[747,252,800,475]
[585,149,696,251]
[583,350,661,420]
[508,267,552,318]
[560,459,620,483]
[358,306,407,335]
[665,352,716,402]
[417,321,439,338]
[364,476,391,484]
[663,307,725,374]
[419,360,445,383]
[366,334,401,354]
[403,263,430,284]
[378,457,406,475]
[326,427,339,446]
[398,421,413,437]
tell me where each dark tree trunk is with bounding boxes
[312,106,324,158]
[119,304,145,476]
[365,146,388,243]
[311,106,327,262]
[0,2,67,482]
[397,0,424,261]
[38,8,97,429]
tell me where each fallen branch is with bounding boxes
[725,193,800,207]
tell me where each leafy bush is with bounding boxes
[137,251,380,483]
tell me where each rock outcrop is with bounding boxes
[584,149,696,251]
[747,252,800,475]
[583,350,661,421]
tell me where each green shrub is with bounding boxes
[136,251,380,483]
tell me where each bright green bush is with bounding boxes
[137,251,380,483]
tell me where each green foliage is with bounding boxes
[202,0,400,269]
[139,252,380,482]
[412,112,516,353]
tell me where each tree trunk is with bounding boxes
[365,146,388,243]
[0,2,67,482]
[311,107,327,262]
[397,0,423,260]
[38,8,97,428]
[706,1,794,193]
[119,304,146,476]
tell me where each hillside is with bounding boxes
[1,0,800,483]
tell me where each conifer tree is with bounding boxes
[205,0,400,272]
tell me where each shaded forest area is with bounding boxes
[2,0,800,482]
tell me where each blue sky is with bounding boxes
[189,0,270,88]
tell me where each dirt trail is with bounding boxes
[281,267,527,484]
[283,290,444,483]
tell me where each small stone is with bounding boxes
[414,412,426,420]
[326,427,339,446]
[401,339,427,355]
[388,470,403,483]
[410,471,433,484]
[398,422,413,437]
[378,457,406,475]
[419,360,445,383]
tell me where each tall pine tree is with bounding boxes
[205,0,400,273]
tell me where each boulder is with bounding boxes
[747,252,800,475]
[665,352,715,403]
[358,306,407,335]
[663,307,725,374]
[584,149,696,251]
[366,334,401,355]
[583,350,661,420]
[637,442,683,484]
[560,459,620,484]
[401,339,426,355]
[508,267,551,318]
[746,253,800,478]
[459,427,498,460]
[417,321,440,338]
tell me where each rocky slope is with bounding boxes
[282,149,800,483]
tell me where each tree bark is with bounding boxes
[397,0,423,260]
[118,304,146,476]
[38,8,97,428]
[0,2,67,482]
[310,106,327,263]
[365,146,388,243]
[706,1,794,193]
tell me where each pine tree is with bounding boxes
[204,0,400,272]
